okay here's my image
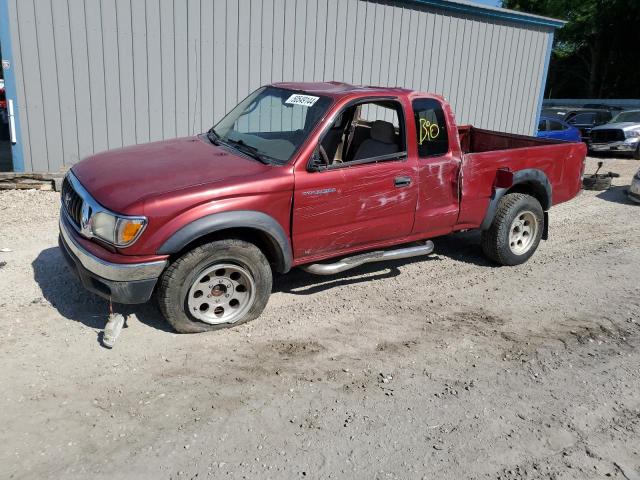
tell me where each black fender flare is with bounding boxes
[157,210,293,273]
[480,169,552,235]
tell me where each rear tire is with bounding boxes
[157,239,272,333]
[481,193,544,266]
[634,145,640,160]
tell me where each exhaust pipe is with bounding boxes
[301,241,434,276]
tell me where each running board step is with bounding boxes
[301,241,434,276]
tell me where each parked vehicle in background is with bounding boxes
[58,82,587,333]
[629,167,640,204]
[0,79,5,107]
[582,103,625,112]
[589,110,640,159]
[0,79,7,124]
[541,107,614,141]
[0,78,9,134]
[564,109,613,141]
[536,115,581,142]
[541,107,573,119]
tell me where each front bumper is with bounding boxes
[589,139,639,152]
[59,217,167,304]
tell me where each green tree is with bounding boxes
[503,0,640,98]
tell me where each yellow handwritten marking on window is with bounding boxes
[419,118,440,144]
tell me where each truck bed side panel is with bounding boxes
[457,141,586,228]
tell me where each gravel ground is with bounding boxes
[1,156,639,480]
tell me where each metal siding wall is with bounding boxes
[101,0,123,148]
[6,0,553,172]
[51,0,79,165]
[159,0,176,138]
[16,0,47,171]
[115,0,136,147]
[34,0,64,169]
[146,0,163,143]
[173,1,188,137]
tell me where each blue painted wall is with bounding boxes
[0,0,24,171]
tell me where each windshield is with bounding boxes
[611,111,640,123]
[212,86,332,164]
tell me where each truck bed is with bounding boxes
[455,125,587,229]
[457,125,565,154]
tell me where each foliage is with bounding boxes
[503,0,640,98]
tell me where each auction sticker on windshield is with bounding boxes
[285,94,319,107]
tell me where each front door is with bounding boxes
[291,99,418,261]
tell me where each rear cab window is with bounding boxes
[412,98,449,157]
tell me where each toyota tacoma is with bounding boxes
[59,82,587,332]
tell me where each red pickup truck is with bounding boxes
[59,82,586,333]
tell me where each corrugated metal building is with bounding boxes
[0,0,563,173]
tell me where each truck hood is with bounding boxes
[71,136,272,213]
[592,122,640,131]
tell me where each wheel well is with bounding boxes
[507,181,550,210]
[168,227,285,273]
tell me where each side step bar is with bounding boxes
[301,241,434,276]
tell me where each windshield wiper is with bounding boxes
[207,129,272,165]
[225,138,271,165]
[207,127,221,145]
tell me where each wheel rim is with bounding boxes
[187,263,256,325]
[508,211,538,255]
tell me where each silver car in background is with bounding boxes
[589,110,640,159]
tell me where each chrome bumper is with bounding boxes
[589,140,638,152]
[59,217,166,282]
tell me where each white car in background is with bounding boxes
[629,167,640,204]
[589,110,640,159]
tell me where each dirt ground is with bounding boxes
[1,156,639,480]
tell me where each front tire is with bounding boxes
[481,193,544,266]
[157,239,272,333]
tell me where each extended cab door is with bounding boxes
[291,98,418,261]
[410,97,462,237]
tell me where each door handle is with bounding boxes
[394,176,412,188]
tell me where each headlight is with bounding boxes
[91,212,146,247]
[625,130,640,139]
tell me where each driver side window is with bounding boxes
[318,100,406,168]
[548,120,566,131]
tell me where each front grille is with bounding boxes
[61,176,83,227]
[591,129,625,143]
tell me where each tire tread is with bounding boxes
[481,193,543,266]
[157,239,272,333]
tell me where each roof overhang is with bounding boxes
[407,0,566,29]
